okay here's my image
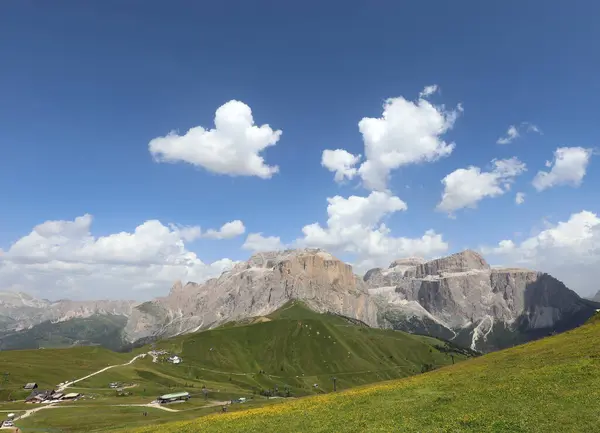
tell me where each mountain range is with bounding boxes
[1,249,598,352]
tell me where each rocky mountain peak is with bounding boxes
[0,291,49,308]
[275,249,356,288]
[244,248,335,269]
[122,247,377,341]
[388,257,426,268]
[169,280,184,294]
[415,249,489,278]
[0,292,135,334]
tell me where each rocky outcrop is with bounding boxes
[415,250,489,278]
[389,258,426,268]
[363,257,425,287]
[124,249,378,341]
[365,251,596,351]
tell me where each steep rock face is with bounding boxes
[415,250,489,278]
[389,258,426,268]
[366,252,596,351]
[363,257,425,287]
[124,249,378,341]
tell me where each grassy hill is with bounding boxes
[3,301,471,432]
[148,301,474,392]
[123,313,600,433]
[0,346,131,401]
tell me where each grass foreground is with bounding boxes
[124,313,600,433]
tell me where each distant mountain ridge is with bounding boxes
[1,249,598,352]
[0,314,128,351]
[0,291,134,330]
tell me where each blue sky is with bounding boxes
[1,1,599,300]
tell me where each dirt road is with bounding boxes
[57,353,147,391]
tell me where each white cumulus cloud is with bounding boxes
[532,147,592,191]
[203,220,246,239]
[321,149,361,183]
[149,100,282,178]
[515,192,526,205]
[297,191,448,272]
[482,210,600,296]
[0,215,235,299]
[437,157,527,215]
[242,233,285,252]
[356,86,462,191]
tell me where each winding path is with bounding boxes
[16,353,148,421]
[57,353,147,392]
[114,403,179,413]
[12,352,261,424]
[14,403,57,421]
[13,398,232,422]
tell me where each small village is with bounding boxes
[16,350,187,407]
[1,349,252,429]
[23,382,82,404]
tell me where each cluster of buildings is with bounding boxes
[148,349,183,364]
[23,383,81,404]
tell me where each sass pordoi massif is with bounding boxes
[2,249,597,353]
[1,249,599,432]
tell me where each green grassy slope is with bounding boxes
[125,313,600,433]
[0,346,130,401]
[5,301,471,432]
[12,397,290,432]
[149,301,473,393]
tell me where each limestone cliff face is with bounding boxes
[363,257,425,287]
[415,250,489,278]
[365,251,595,351]
[124,249,378,341]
